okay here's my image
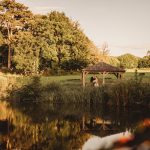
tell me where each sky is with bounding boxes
[16,0,150,57]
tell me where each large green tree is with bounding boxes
[108,56,120,67]
[138,56,150,68]
[12,32,40,73]
[0,1,100,73]
[29,12,93,71]
[62,22,90,70]
[118,53,139,69]
[84,41,101,65]
[48,12,71,67]
[28,14,58,70]
[47,11,91,70]
[0,0,33,68]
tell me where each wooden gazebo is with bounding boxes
[82,62,125,87]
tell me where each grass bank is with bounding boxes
[0,72,150,107]
[7,74,150,107]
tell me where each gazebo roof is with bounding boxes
[82,62,125,73]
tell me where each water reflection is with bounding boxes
[0,101,149,150]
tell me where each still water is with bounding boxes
[0,101,149,150]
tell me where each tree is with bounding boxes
[29,12,92,71]
[28,14,58,70]
[97,41,111,63]
[63,22,90,70]
[0,0,33,69]
[118,53,139,69]
[87,41,102,65]
[0,31,4,66]
[12,32,40,73]
[101,41,110,56]
[48,11,72,68]
[0,1,100,72]
[138,56,150,68]
[146,50,150,56]
[0,31,4,45]
[108,56,120,67]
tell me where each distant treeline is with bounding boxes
[117,53,150,69]
[0,0,149,74]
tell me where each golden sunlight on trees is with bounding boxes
[0,0,33,68]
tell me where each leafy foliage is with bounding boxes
[118,53,139,68]
[12,32,40,73]
[1,0,147,73]
[108,56,120,67]
[0,0,33,68]
[1,0,130,73]
[138,56,150,68]
[11,10,95,73]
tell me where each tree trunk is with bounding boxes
[57,47,62,68]
[7,44,11,69]
[58,55,61,68]
[7,25,12,69]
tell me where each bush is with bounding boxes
[109,80,150,106]
[0,75,16,98]
[9,77,107,104]
[7,76,150,108]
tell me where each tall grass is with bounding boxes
[9,77,109,104]
[0,74,16,99]
[108,71,150,106]
[108,81,150,106]
[6,71,150,107]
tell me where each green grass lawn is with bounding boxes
[1,71,149,105]
[16,72,150,88]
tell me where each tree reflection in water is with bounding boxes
[0,101,149,150]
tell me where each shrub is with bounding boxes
[7,76,150,107]
[109,80,150,106]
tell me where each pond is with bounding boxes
[0,101,149,150]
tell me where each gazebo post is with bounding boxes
[120,72,124,79]
[102,72,108,85]
[82,71,85,87]
[82,115,85,130]
[82,71,89,87]
[102,72,105,85]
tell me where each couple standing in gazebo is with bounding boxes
[90,76,99,87]
[82,62,125,87]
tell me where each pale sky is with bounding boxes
[16,0,150,57]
